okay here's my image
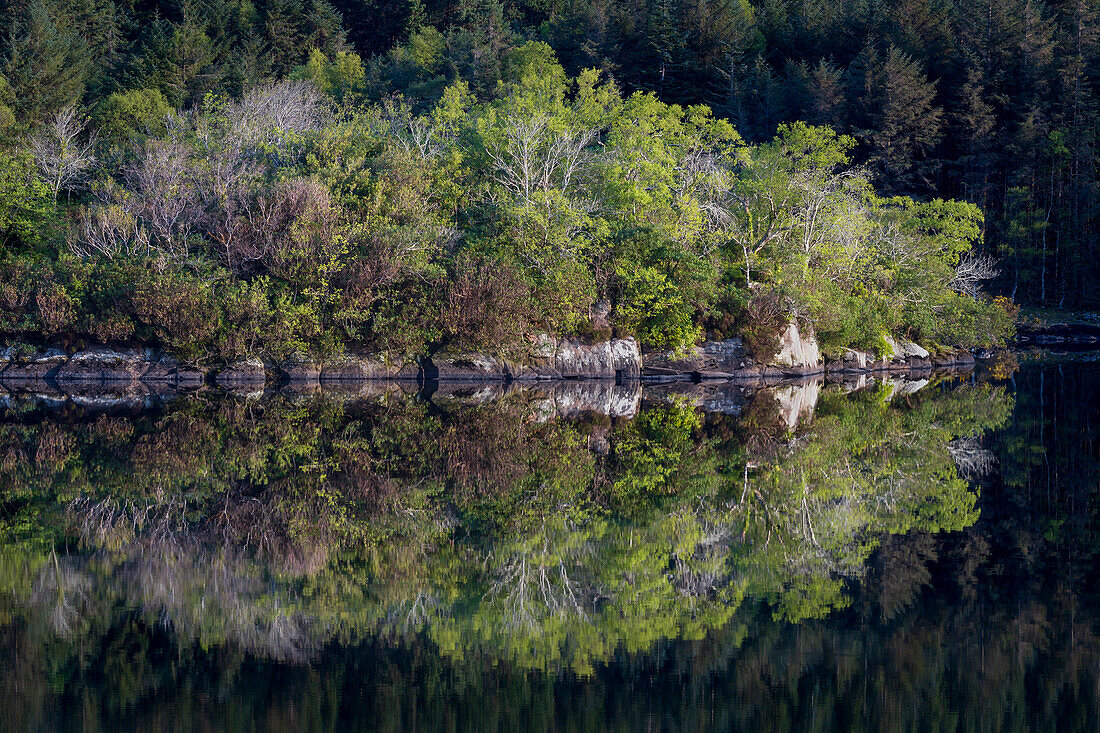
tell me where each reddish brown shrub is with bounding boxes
[443,256,533,352]
[742,288,787,360]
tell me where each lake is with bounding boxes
[1,353,1098,731]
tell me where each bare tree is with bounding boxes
[224,79,324,151]
[377,100,451,161]
[126,139,203,259]
[28,105,97,202]
[948,435,997,478]
[950,253,1000,297]
[71,202,151,259]
[485,113,597,205]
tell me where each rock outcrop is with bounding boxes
[317,355,420,382]
[0,346,204,386]
[643,323,824,380]
[424,337,642,381]
[772,322,823,370]
[825,336,972,374]
[214,358,266,386]
[643,338,756,379]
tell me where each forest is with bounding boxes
[0,0,1046,362]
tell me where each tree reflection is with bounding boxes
[0,375,1012,679]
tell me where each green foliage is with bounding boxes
[91,88,173,144]
[0,40,1011,358]
[614,265,700,350]
[0,0,1093,308]
[1,0,91,125]
[0,151,55,249]
[291,49,366,101]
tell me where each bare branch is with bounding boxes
[950,253,1000,297]
[27,105,97,202]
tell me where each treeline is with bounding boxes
[0,1,1015,361]
[2,0,1094,307]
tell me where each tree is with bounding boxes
[27,104,97,202]
[1,0,91,125]
[263,0,309,76]
[124,18,220,108]
[847,43,943,192]
[0,149,54,249]
[91,88,174,144]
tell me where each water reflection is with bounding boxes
[5,363,1093,730]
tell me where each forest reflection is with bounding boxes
[0,372,1012,676]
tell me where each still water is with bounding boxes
[1,353,1097,731]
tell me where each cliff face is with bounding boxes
[429,337,642,381]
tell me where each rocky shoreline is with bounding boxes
[1015,321,1100,347]
[0,325,975,389]
[0,368,967,435]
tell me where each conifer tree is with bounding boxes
[1,0,91,125]
[847,43,943,192]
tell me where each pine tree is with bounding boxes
[262,0,308,76]
[806,57,844,125]
[1051,0,1100,303]
[951,65,998,210]
[701,0,760,115]
[332,0,420,57]
[452,0,510,94]
[1,0,92,125]
[847,43,943,192]
[545,0,621,77]
[883,0,954,77]
[735,52,785,139]
[642,0,680,98]
[306,0,348,55]
[124,18,218,107]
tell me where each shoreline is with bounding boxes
[0,337,978,390]
[0,364,979,430]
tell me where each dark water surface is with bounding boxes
[2,355,1098,731]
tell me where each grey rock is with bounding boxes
[428,352,509,381]
[320,355,420,381]
[278,360,322,383]
[505,336,642,380]
[215,358,266,386]
[643,338,750,377]
[772,322,823,369]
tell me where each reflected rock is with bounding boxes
[548,380,641,419]
[769,379,823,430]
[644,381,756,415]
[433,380,641,419]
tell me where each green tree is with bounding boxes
[848,43,943,192]
[1,0,91,125]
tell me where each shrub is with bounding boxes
[92,88,172,145]
[740,288,787,360]
[614,264,701,351]
[443,255,533,353]
[130,269,219,360]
